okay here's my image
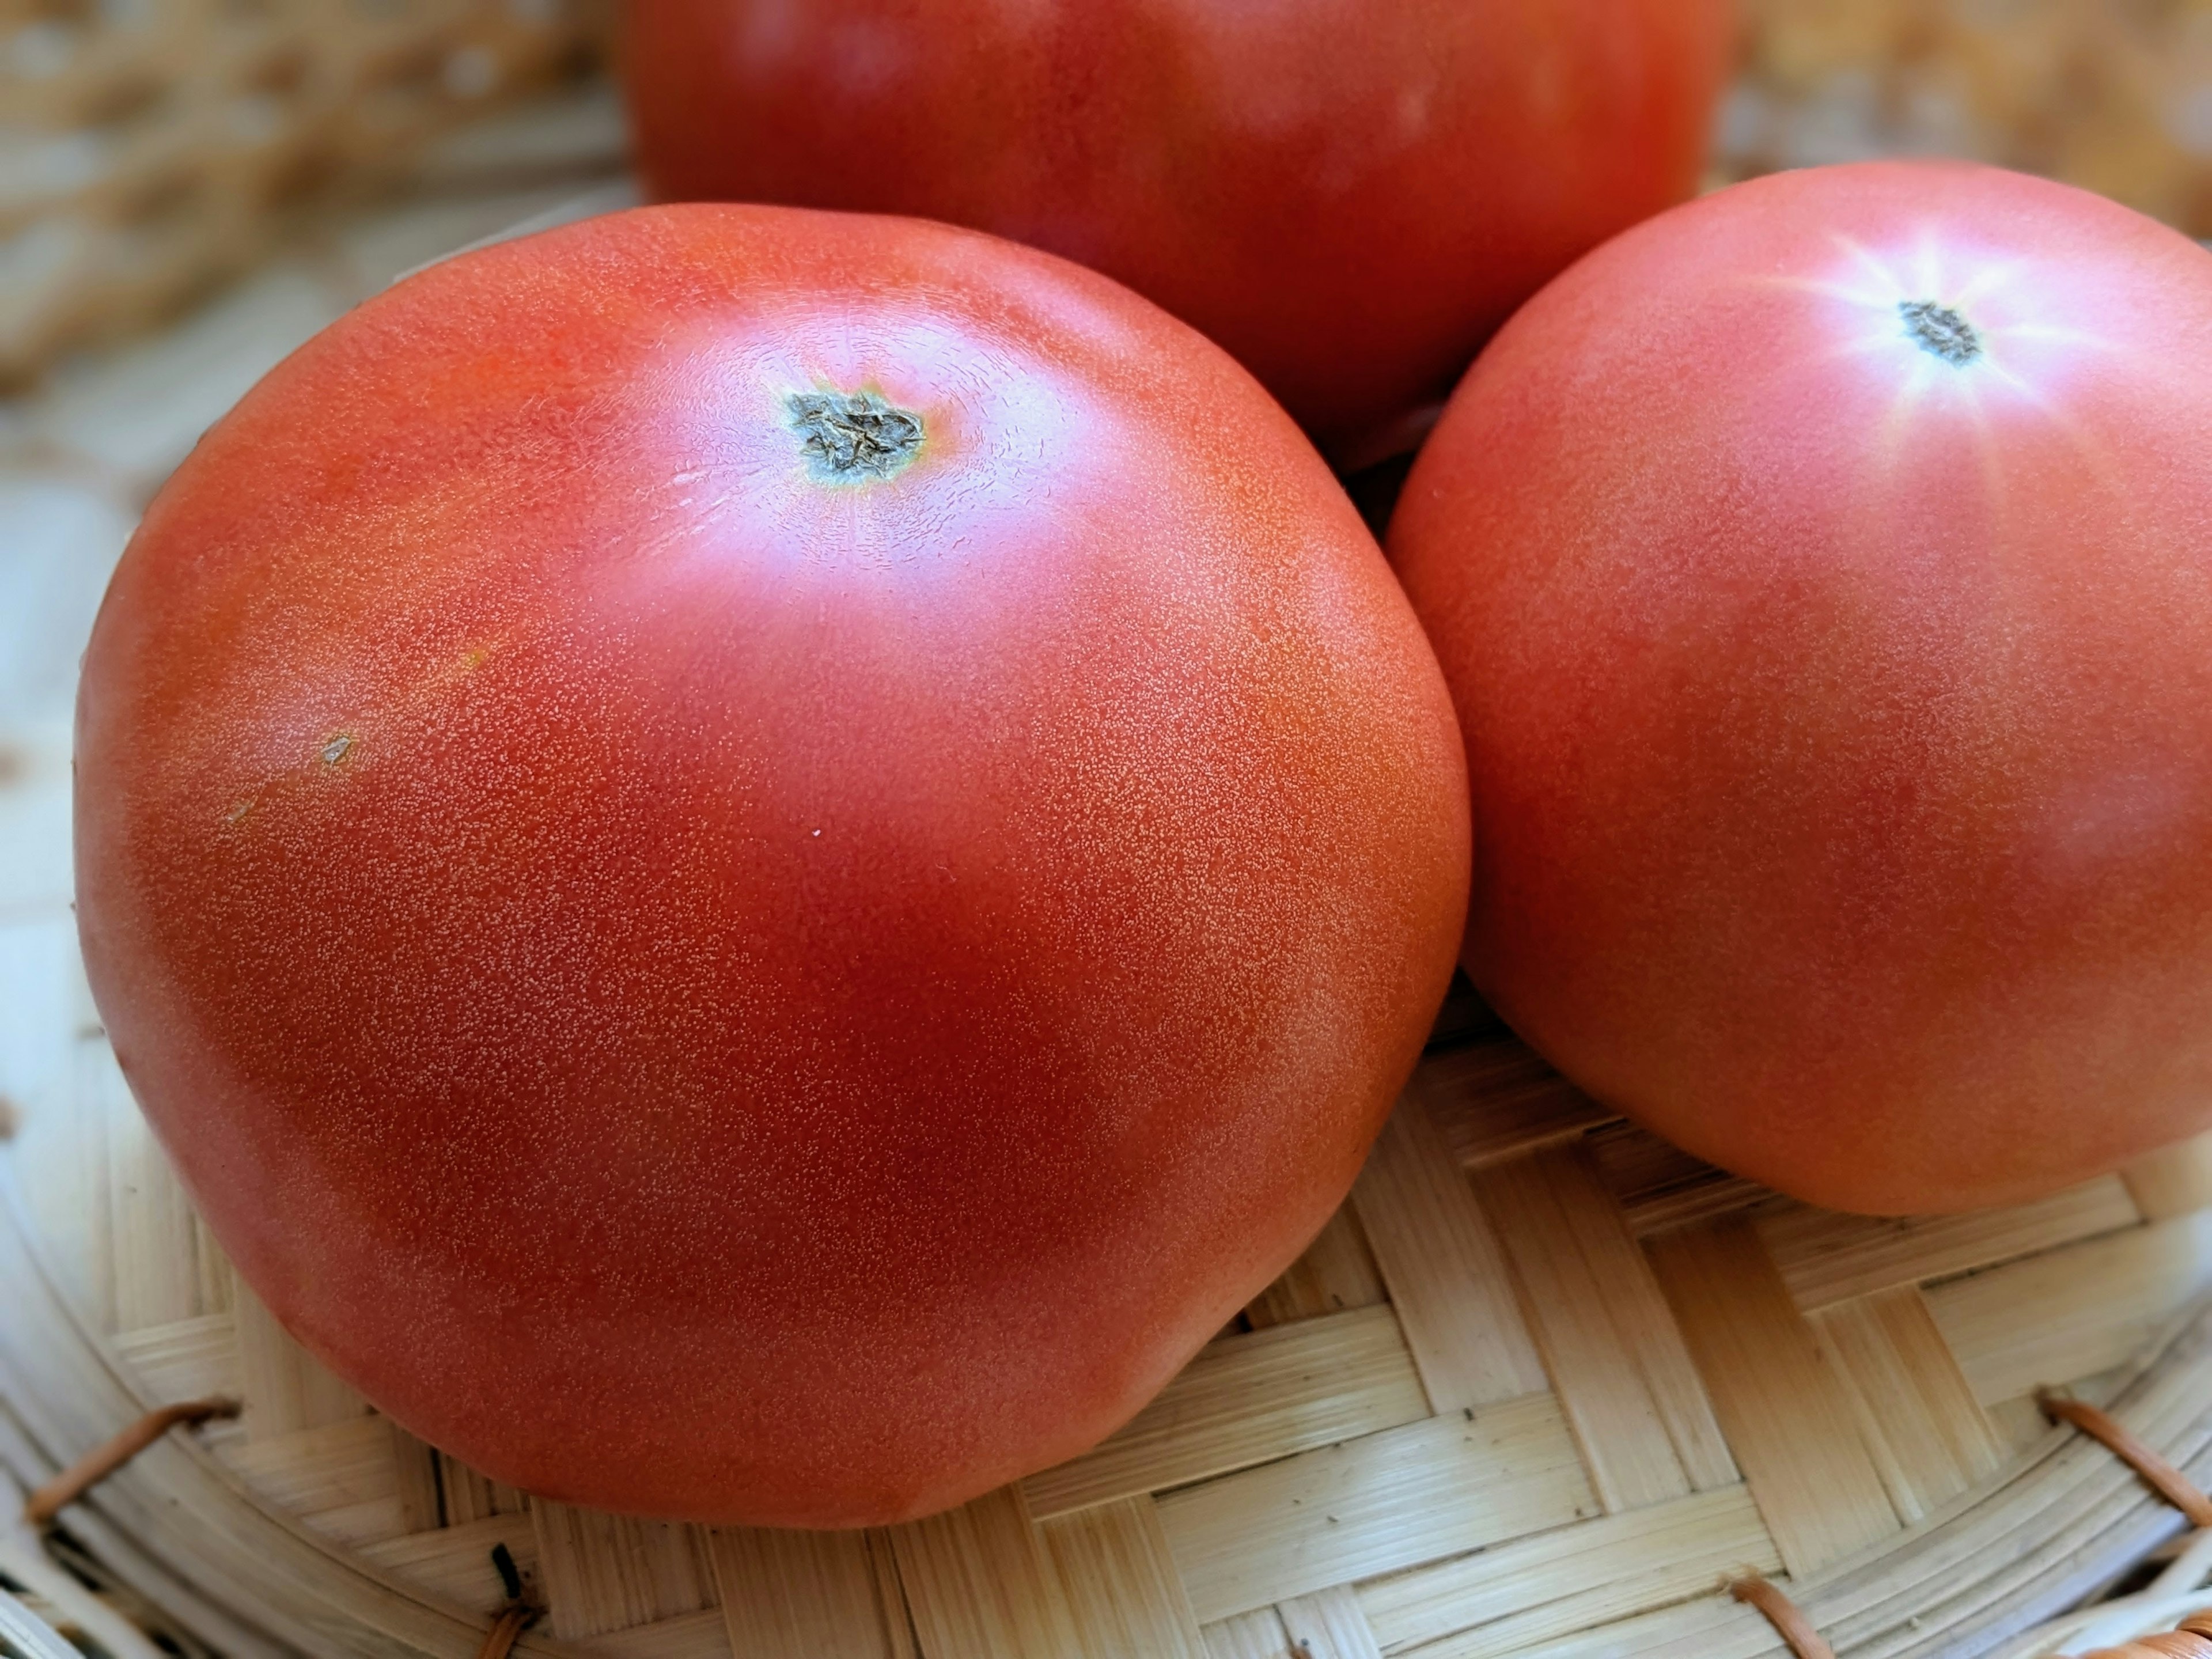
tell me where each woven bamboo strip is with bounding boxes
[1243,1209,1387,1329]
[1762,1178,2142,1313]
[888,1486,1084,1659]
[1357,1484,1779,1657]
[1200,1609,1294,1659]
[1349,1098,1547,1412]
[229,1283,367,1442]
[1647,1219,1899,1578]
[1929,1211,2212,1405]
[1472,1142,1735,1510]
[1154,1395,1595,1623]
[219,1417,411,1548]
[529,1505,715,1642]
[1812,1287,2006,1524]
[360,1516,538,1618]
[1585,1123,1773,1238]
[1797,1307,2212,1654]
[1277,1586,1384,1658]
[707,1525,897,1659]
[111,1315,240,1407]
[439,1454,528,1527]
[390,1429,442,1536]
[101,1070,202,1332]
[1039,1497,1208,1659]
[1022,1305,1427,1520]
[591,1611,732,1659]
[1503,1592,1779,1659]
[1410,1039,1612,1171]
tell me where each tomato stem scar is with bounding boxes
[787,390,924,481]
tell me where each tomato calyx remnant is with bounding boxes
[1899,300,1981,366]
[787,389,924,482]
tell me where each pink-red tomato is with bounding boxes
[75,204,1469,1525]
[1391,161,2212,1215]
[622,0,1733,458]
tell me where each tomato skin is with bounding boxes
[1391,161,2212,1217]
[622,0,1732,457]
[74,204,1469,1525]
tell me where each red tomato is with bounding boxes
[75,204,1468,1524]
[1391,161,2212,1215]
[622,0,1733,458]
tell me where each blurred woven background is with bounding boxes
[1722,0,2212,226]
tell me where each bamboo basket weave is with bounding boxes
[0,0,611,381]
[10,668,2212,1658]
[16,4,2212,1650]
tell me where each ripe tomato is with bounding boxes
[75,204,1469,1524]
[622,0,1732,459]
[1391,161,2212,1215]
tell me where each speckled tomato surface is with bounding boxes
[623,0,1732,458]
[74,204,1469,1525]
[1391,162,2212,1216]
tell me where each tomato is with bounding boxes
[622,0,1733,459]
[1391,161,2212,1215]
[74,204,1469,1524]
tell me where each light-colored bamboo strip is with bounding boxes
[1760,1176,2142,1312]
[592,1610,735,1659]
[112,1315,239,1406]
[889,1485,1084,1659]
[228,1278,368,1441]
[215,1415,410,1547]
[1350,1098,1547,1412]
[1244,1208,1387,1329]
[1503,1590,1786,1659]
[360,1514,539,1618]
[866,1532,920,1659]
[1201,1609,1294,1659]
[194,1216,234,1318]
[1812,1287,2006,1524]
[1647,1218,1899,1578]
[100,1065,204,1334]
[1040,1496,1207,1659]
[440,1453,529,1525]
[1584,1123,1773,1237]
[1356,1483,1779,1658]
[1929,1210,2212,1405]
[531,1505,716,1642]
[2125,1135,2212,1222]
[1408,1038,1614,1171]
[1472,1143,1736,1511]
[1277,1587,1384,1658]
[707,1525,897,1659]
[1024,1305,1427,1520]
[390,1427,442,1536]
[1779,1308,2212,1657]
[1156,1395,1596,1624]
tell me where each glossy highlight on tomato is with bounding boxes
[623,0,1733,456]
[1392,161,2212,1215]
[74,204,1471,1524]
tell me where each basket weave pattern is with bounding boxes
[0,0,607,379]
[11,945,2212,1659]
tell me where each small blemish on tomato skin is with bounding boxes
[321,734,354,765]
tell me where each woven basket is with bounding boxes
[0,0,611,382]
[13,6,2212,1653]
[9,661,2212,1659]
[1724,0,2212,236]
